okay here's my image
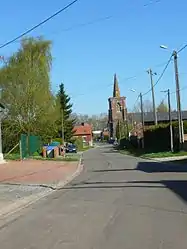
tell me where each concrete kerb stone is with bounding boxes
[119,150,186,167]
[140,155,187,166]
[53,152,84,190]
[0,154,84,219]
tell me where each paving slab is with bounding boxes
[0,158,83,218]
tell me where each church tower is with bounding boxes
[108,74,127,139]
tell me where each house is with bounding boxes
[73,123,93,146]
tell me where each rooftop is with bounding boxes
[128,111,187,123]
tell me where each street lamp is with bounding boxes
[160,45,168,50]
[160,45,183,149]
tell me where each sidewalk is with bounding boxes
[0,159,83,218]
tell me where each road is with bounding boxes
[0,145,187,248]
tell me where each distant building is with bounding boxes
[73,123,93,146]
[92,130,102,136]
[128,111,187,126]
[128,111,187,138]
[108,74,127,138]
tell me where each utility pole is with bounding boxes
[61,108,64,146]
[147,68,158,125]
[161,89,174,152]
[140,93,144,149]
[173,50,183,149]
[167,89,174,152]
[0,89,4,163]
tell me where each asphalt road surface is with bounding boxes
[0,145,187,249]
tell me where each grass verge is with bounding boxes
[5,153,80,162]
[119,148,187,159]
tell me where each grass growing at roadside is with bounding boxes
[33,153,80,162]
[143,151,187,158]
[4,153,80,162]
[4,153,20,160]
[80,146,94,152]
[120,148,187,159]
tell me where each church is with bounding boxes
[108,74,127,139]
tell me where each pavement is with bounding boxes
[0,159,83,218]
[0,145,186,248]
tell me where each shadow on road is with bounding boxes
[65,161,187,203]
[126,180,187,204]
[66,179,187,203]
[136,161,187,173]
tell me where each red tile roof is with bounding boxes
[73,124,92,136]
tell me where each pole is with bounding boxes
[167,89,174,152]
[119,120,121,140]
[61,108,64,145]
[148,69,158,125]
[173,50,183,150]
[0,89,4,162]
[140,93,144,149]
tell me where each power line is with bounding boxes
[171,86,187,95]
[144,0,161,7]
[177,44,187,54]
[0,0,79,49]
[12,15,113,44]
[142,54,173,96]
[0,0,162,49]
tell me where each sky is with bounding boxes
[1,0,187,115]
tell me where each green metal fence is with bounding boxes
[20,134,42,159]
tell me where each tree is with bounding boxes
[157,100,168,112]
[73,113,108,130]
[56,83,75,142]
[0,37,56,151]
[133,99,153,113]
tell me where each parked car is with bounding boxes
[66,144,77,153]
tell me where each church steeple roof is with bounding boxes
[113,73,120,98]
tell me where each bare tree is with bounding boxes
[133,99,153,113]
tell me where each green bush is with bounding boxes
[33,151,40,156]
[144,123,179,152]
[52,138,62,144]
[74,137,83,151]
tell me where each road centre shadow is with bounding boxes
[65,161,187,203]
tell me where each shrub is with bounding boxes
[52,138,62,144]
[74,137,83,151]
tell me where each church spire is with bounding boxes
[113,73,120,98]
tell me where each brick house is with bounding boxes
[73,123,93,146]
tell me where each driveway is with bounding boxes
[0,146,186,248]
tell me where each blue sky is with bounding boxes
[1,0,187,114]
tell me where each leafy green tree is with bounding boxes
[56,83,75,142]
[157,100,168,112]
[0,37,56,150]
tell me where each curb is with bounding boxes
[0,155,84,219]
[119,150,186,166]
